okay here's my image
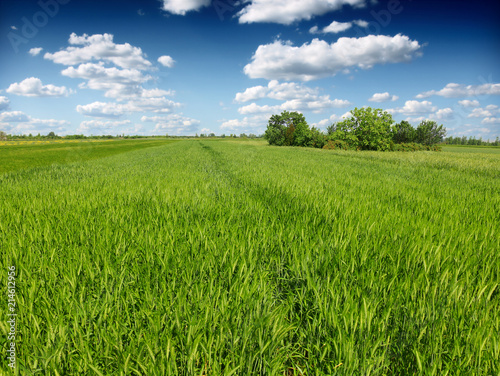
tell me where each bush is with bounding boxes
[334,107,394,151]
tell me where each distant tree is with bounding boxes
[326,123,337,136]
[47,131,56,138]
[0,131,6,141]
[334,107,394,150]
[391,120,416,144]
[310,127,326,148]
[240,133,247,138]
[209,133,215,137]
[264,111,308,146]
[415,120,446,145]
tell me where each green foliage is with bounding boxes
[330,107,394,150]
[415,120,447,145]
[322,139,352,150]
[310,127,327,148]
[392,120,416,144]
[264,111,309,146]
[1,140,499,374]
[390,142,442,152]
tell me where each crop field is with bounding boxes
[1,140,499,375]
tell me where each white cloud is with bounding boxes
[141,114,201,134]
[0,111,69,135]
[62,63,151,99]
[76,97,182,118]
[28,47,43,56]
[76,102,127,118]
[481,117,500,125]
[368,92,398,102]
[353,19,368,27]
[44,33,152,70]
[458,99,480,108]
[161,0,211,15]
[235,80,351,116]
[417,83,500,99]
[0,111,30,123]
[388,100,437,115]
[433,108,454,120]
[238,97,350,115]
[238,0,366,25]
[323,21,353,33]
[220,114,270,132]
[77,120,131,133]
[238,103,280,115]
[0,96,10,111]
[158,55,175,68]
[235,85,269,103]
[467,105,499,119]
[244,34,422,81]
[310,20,368,34]
[6,77,72,97]
[313,112,351,128]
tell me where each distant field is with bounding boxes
[442,145,500,154]
[0,138,176,174]
[1,140,499,375]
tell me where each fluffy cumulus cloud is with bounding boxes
[161,0,211,15]
[220,114,271,133]
[141,114,201,134]
[0,111,69,134]
[244,34,422,81]
[234,80,351,115]
[310,19,368,34]
[238,0,366,25]
[76,97,182,118]
[77,120,131,134]
[458,99,480,108]
[44,33,152,70]
[313,112,352,128]
[434,108,454,120]
[467,105,500,126]
[0,96,10,111]
[61,63,152,99]
[6,77,72,97]
[368,92,399,102]
[388,100,437,116]
[158,55,175,68]
[28,47,43,56]
[40,33,184,125]
[417,83,500,99]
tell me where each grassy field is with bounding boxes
[0,139,176,175]
[1,140,499,375]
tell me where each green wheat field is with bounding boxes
[1,139,499,375]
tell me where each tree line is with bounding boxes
[264,107,449,151]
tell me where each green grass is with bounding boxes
[441,145,500,154]
[0,138,176,174]
[1,140,499,375]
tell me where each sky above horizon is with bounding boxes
[0,0,499,138]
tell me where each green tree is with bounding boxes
[335,107,394,150]
[391,120,416,144]
[264,111,308,146]
[415,120,446,145]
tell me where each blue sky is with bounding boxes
[0,0,499,138]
